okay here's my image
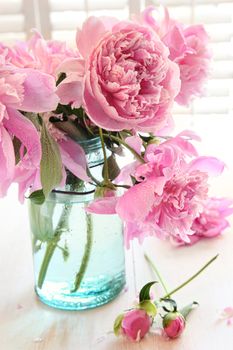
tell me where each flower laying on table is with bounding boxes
[114,254,217,342]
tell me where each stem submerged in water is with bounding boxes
[71,211,93,293]
[37,204,71,289]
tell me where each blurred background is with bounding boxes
[0,0,232,198]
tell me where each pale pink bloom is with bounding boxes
[121,309,151,342]
[115,132,224,246]
[141,7,211,105]
[163,312,185,339]
[172,198,233,246]
[2,31,83,109]
[86,131,224,247]
[0,61,59,197]
[2,30,79,76]
[77,16,180,132]
[220,307,233,326]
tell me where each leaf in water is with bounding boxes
[139,281,157,302]
[28,199,56,242]
[40,121,63,198]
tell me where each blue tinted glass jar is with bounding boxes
[28,137,126,310]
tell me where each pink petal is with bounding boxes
[114,161,139,185]
[57,76,83,108]
[0,125,15,196]
[76,16,116,58]
[17,68,59,112]
[188,156,225,176]
[86,196,118,214]
[125,135,143,155]
[116,181,157,222]
[59,138,90,182]
[56,58,85,75]
[83,71,130,131]
[4,108,41,166]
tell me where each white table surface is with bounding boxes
[1,115,233,349]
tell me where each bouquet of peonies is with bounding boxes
[0,6,232,247]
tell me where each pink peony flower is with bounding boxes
[116,132,224,246]
[141,7,212,105]
[0,60,59,197]
[1,31,84,108]
[87,131,224,247]
[1,30,79,76]
[172,198,233,246]
[121,309,151,342]
[163,312,185,339]
[77,16,180,132]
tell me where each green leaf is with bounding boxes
[179,301,199,319]
[29,190,45,205]
[139,300,157,317]
[25,112,41,130]
[40,122,63,198]
[139,281,157,302]
[113,314,124,336]
[28,198,56,242]
[102,154,120,181]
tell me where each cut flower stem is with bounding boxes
[144,253,218,300]
[144,253,169,295]
[102,133,145,163]
[37,203,72,289]
[71,211,93,292]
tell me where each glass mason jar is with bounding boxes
[28,137,126,310]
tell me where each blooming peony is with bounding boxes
[87,132,225,247]
[0,59,59,197]
[77,16,180,132]
[141,7,212,105]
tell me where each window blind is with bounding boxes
[0,0,232,117]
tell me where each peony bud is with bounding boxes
[163,312,185,339]
[121,309,152,342]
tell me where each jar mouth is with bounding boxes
[77,136,101,154]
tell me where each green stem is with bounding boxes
[162,254,219,299]
[113,183,131,189]
[37,204,71,289]
[99,128,109,183]
[86,166,102,186]
[71,211,93,292]
[144,253,169,295]
[103,134,145,163]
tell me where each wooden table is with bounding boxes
[1,116,233,349]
